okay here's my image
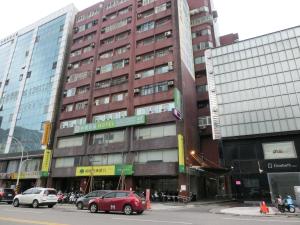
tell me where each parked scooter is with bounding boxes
[278,195,296,213]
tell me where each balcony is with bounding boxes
[133,90,173,106]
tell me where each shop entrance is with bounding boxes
[268,172,300,201]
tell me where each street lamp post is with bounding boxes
[8,136,27,191]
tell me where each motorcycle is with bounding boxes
[278,204,296,213]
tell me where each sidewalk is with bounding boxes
[212,206,300,217]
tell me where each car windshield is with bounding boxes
[4,189,14,194]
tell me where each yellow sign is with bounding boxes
[41,121,51,145]
[11,171,40,179]
[178,134,185,173]
[76,165,115,176]
[41,149,52,173]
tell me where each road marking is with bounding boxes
[112,217,192,224]
[223,217,300,223]
[2,209,43,214]
[0,216,69,225]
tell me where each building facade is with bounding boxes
[51,0,199,196]
[0,5,77,191]
[206,26,300,200]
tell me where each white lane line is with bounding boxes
[223,217,300,223]
[2,209,43,214]
[112,217,192,224]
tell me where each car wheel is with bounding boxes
[13,199,19,207]
[89,203,98,213]
[123,204,133,215]
[137,210,144,215]
[76,202,83,210]
[32,200,39,208]
[48,205,54,208]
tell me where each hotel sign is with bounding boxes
[75,164,133,176]
[74,115,146,134]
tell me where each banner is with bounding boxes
[10,171,40,179]
[41,148,52,177]
[178,134,185,173]
[76,164,133,176]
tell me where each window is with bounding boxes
[155,16,171,28]
[93,130,125,144]
[137,36,154,46]
[141,0,156,6]
[105,0,129,9]
[95,79,111,89]
[83,46,92,53]
[76,85,89,95]
[197,84,208,93]
[100,63,113,74]
[194,56,205,64]
[198,116,211,127]
[64,88,76,97]
[198,101,209,109]
[103,18,131,33]
[116,192,129,198]
[113,59,127,69]
[137,21,155,33]
[135,102,175,115]
[115,31,130,41]
[67,71,92,83]
[65,104,73,112]
[101,37,114,45]
[140,81,170,96]
[191,15,213,27]
[75,101,88,110]
[55,157,80,168]
[99,51,113,59]
[95,75,128,89]
[95,96,110,105]
[57,136,83,148]
[90,153,125,165]
[135,124,176,140]
[139,9,154,19]
[138,52,154,62]
[193,42,213,51]
[93,110,127,122]
[60,118,86,129]
[155,47,171,57]
[192,29,211,39]
[76,8,100,23]
[22,159,41,172]
[6,160,19,173]
[115,45,129,55]
[155,3,168,13]
[135,149,178,163]
[71,49,81,57]
[112,92,127,102]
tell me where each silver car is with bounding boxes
[76,190,110,210]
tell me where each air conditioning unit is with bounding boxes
[167,80,174,86]
[168,61,174,71]
[101,28,105,33]
[199,125,207,130]
[74,27,79,33]
[67,64,73,69]
[95,99,100,106]
[135,73,142,79]
[126,44,131,49]
[165,31,172,37]
[166,2,172,8]
[124,59,129,65]
[136,56,141,62]
[102,16,107,21]
[137,13,142,19]
[96,67,101,74]
[134,88,140,94]
[90,42,96,48]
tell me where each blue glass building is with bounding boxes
[0,5,76,189]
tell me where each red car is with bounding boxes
[88,191,145,215]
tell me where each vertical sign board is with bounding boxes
[178,134,185,173]
[173,88,183,120]
[41,148,52,177]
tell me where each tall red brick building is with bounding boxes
[50,0,238,198]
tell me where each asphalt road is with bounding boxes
[0,203,300,225]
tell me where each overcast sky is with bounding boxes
[0,0,300,40]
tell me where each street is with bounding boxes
[0,203,300,225]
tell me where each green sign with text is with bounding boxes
[74,115,146,133]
